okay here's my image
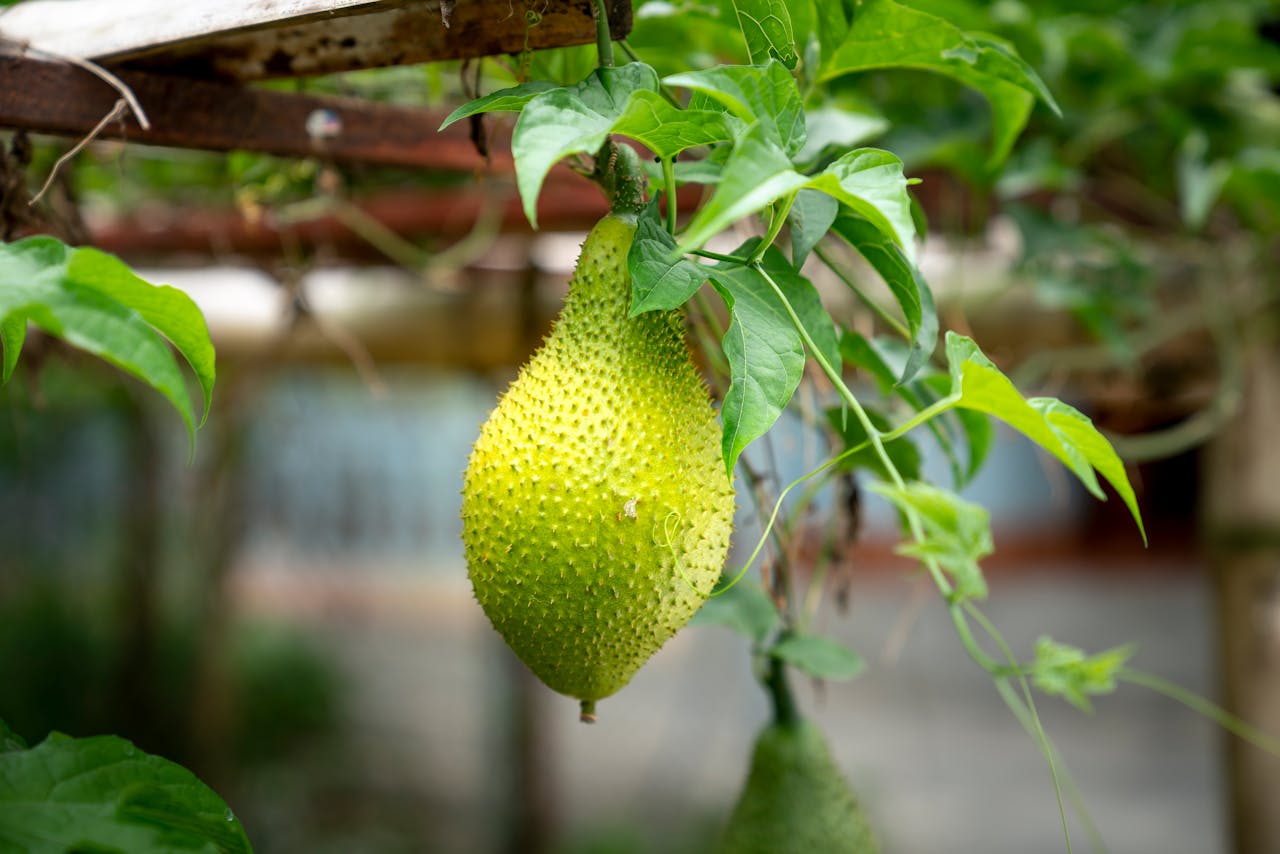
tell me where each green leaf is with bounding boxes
[627,202,709,315]
[436,80,557,130]
[795,104,889,164]
[0,732,253,854]
[731,0,799,69]
[705,260,806,475]
[871,481,992,601]
[806,149,918,264]
[665,61,807,158]
[786,189,838,267]
[511,63,659,226]
[611,90,737,161]
[677,122,810,254]
[830,211,935,379]
[691,580,780,643]
[1031,637,1134,713]
[822,0,1057,167]
[771,634,865,681]
[1031,398,1146,543]
[942,333,1145,542]
[0,237,216,448]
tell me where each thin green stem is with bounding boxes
[749,194,797,264]
[882,394,961,443]
[814,243,912,341]
[662,157,678,236]
[693,248,745,264]
[1119,668,1280,756]
[966,603,1074,853]
[593,0,614,68]
[714,439,870,595]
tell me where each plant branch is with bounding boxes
[592,0,614,68]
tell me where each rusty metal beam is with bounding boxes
[89,181,707,262]
[0,54,503,170]
[0,0,632,81]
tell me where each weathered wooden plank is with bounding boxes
[0,0,632,81]
[0,55,503,170]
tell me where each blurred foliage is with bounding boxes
[0,586,340,768]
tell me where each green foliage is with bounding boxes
[941,333,1145,541]
[730,0,798,68]
[770,634,865,681]
[1030,637,1134,713]
[821,0,1058,167]
[0,728,253,854]
[871,481,993,602]
[691,580,781,644]
[0,238,214,450]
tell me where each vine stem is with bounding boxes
[752,262,953,600]
[813,243,912,341]
[749,195,797,265]
[592,0,614,68]
[764,645,800,726]
[662,158,678,236]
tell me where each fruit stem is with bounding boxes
[764,646,800,727]
[591,138,646,219]
[579,699,597,724]
[592,0,615,68]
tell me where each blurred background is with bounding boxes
[1,1,1278,852]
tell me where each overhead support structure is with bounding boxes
[0,54,506,170]
[0,0,631,80]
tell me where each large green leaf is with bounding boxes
[822,0,1058,167]
[677,122,810,255]
[943,333,1145,542]
[731,0,798,69]
[511,63,660,226]
[627,202,709,315]
[611,90,737,160]
[705,252,838,474]
[0,731,253,854]
[0,237,215,447]
[665,61,807,158]
[807,149,918,263]
[704,261,805,474]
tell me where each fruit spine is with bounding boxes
[461,212,734,720]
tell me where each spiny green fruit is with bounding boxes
[718,719,880,854]
[461,212,735,720]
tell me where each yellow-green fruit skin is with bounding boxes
[461,214,735,705]
[718,720,880,854]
